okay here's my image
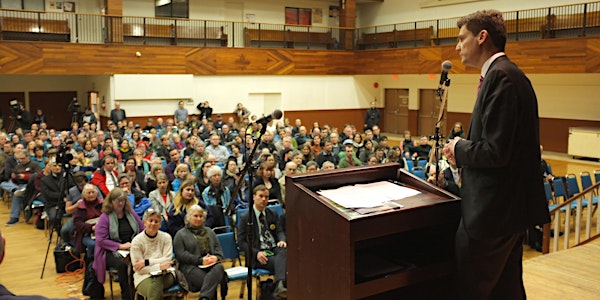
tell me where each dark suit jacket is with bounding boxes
[237,207,285,255]
[442,168,461,197]
[454,55,550,239]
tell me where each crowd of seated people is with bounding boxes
[0,102,472,299]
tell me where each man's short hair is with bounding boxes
[253,184,268,195]
[457,9,507,52]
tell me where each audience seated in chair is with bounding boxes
[131,209,177,300]
[237,185,287,299]
[93,187,145,300]
[173,204,226,300]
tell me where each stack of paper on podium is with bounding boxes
[317,181,420,208]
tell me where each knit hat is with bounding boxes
[207,165,222,178]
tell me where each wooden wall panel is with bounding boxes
[539,118,600,153]
[0,37,599,75]
[105,0,123,16]
[408,110,418,136]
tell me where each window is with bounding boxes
[0,0,44,10]
[285,7,312,25]
[155,0,189,19]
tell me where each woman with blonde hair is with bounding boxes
[171,164,191,193]
[167,179,212,237]
[145,163,164,194]
[93,187,145,300]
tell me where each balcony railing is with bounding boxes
[0,1,599,49]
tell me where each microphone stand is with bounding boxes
[224,124,267,299]
[428,76,451,187]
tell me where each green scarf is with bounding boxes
[187,224,210,255]
[108,211,140,242]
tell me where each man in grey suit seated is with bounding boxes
[237,185,287,298]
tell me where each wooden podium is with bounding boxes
[286,164,461,299]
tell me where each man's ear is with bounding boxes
[477,29,489,46]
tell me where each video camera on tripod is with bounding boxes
[68,97,80,113]
[57,141,74,170]
[9,99,22,116]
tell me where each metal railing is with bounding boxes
[0,1,599,49]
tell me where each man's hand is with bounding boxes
[256,251,268,265]
[277,241,287,248]
[443,137,461,161]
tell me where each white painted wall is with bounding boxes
[2,73,596,121]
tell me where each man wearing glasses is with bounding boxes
[91,156,120,197]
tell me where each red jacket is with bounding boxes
[90,169,119,196]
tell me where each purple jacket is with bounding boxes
[92,210,144,283]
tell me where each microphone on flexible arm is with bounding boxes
[436,60,453,98]
[253,109,283,125]
[439,60,453,88]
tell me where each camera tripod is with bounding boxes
[40,165,74,279]
[6,114,18,134]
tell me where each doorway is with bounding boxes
[30,91,77,130]
[418,89,446,138]
[383,89,409,134]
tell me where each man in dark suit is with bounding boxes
[443,10,550,300]
[237,185,287,298]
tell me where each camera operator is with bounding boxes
[80,107,97,126]
[12,101,31,130]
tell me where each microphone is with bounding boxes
[438,60,452,87]
[253,109,283,125]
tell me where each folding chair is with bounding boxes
[580,171,598,212]
[412,167,426,180]
[404,158,414,173]
[217,232,272,299]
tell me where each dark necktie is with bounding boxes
[477,75,484,94]
[259,212,275,250]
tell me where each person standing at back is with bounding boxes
[110,102,126,125]
[443,10,550,299]
[363,100,381,132]
[174,100,189,124]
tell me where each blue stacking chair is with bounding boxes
[580,171,598,211]
[594,170,600,184]
[412,168,426,180]
[544,181,554,205]
[566,173,593,208]
[417,159,428,169]
[551,176,582,212]
[404,158,414,173]
[217,232,272,299]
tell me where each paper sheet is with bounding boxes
[317,181,420,208]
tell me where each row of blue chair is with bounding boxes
[405,158,428,180]
[546,171,599,212]
[218,204,283,299]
